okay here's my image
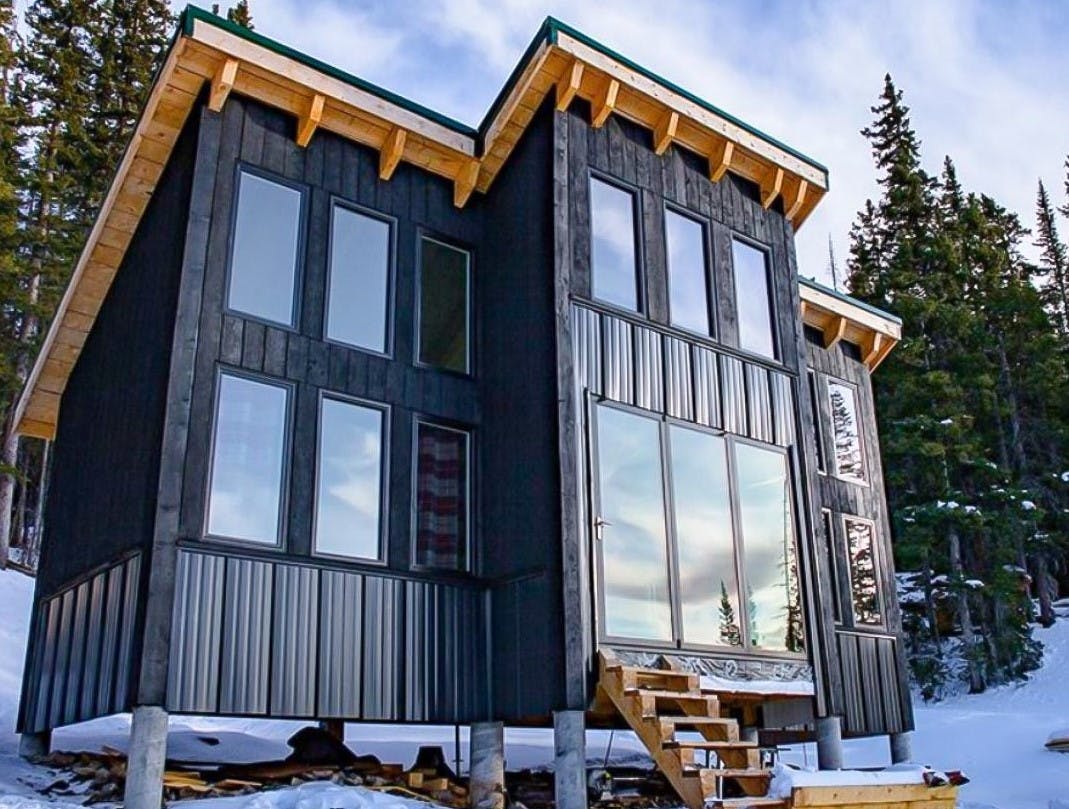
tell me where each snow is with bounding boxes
[698,675,814,696]
[1021,500,1038,511]
[0,568,1068,809]
[766,763,925,799]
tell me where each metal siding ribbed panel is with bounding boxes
[877,637,904,733]
[99,564,126,713]
[48,590,74,728]
[692,346,721,428]
[362,575,401,720]
[112,554,141,711]
[837,633,864,735]
[80,572,106,720]
[573,305,602,395]
[271,563,319,717]
[405,580,429,721]
[858,636,881,734]
[664,337,693,420]
[633,326,663,412]
[63,582,90,725]
[318,569,363,718]
[746,364,773,443]
[219,556,272,714]
[28,601,55,732]
[167,551,225,713]
[719,354,746,435]
[771,372,796,447]
[602,316,633,404]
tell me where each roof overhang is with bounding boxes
[14,7,831,439]
[799,278,901,371]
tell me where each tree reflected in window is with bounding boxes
[828,380,865,482]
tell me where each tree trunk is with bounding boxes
[949,526,985,693]
[1035,554,1056,628]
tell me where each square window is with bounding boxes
[590,177,639,311]
[326,204,391,353]
[414,422,469,570]
[418,238,470,374]
[731,239,776,359]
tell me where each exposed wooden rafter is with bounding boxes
[453,159,480,208]
[296,93,324,147]
[822,315,847,349]
[799,280,901,371]
[785,179,808,223]
[555,59,583,111]
[708,139,734,183]
[378,127,407,180]
[591,77,620,128]
[760,167,784,210]
[652,109,678,155]
[208,57,238,112]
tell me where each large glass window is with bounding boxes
[668,426,740,647]
[732,239,775,359]
[733,442,804,653]
[595,406,672,641]
[326,204,391,353]
[845,517,882,625]
[418,238,470,374]
[227,170,303,327]
[414,422,470,570]
[207,373,289,544]
[590,177,639,311]
[665,209,710,334]
[828,380,866,483]
[314,397,385,560]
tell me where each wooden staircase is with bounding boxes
[598,654,785,809]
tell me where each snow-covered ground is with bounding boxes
[0,568,1065,808]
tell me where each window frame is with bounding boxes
[588,171,644,315]
[826,377,869,486]
[808,370,827,474]
[729,234,779,362]
[322,197,397,359]
[663,203,715,338]
[840,513,885,630]
[821,508,843,624]
[203,366,295,550]
[223,164,308,331]
[415,233,473,377]
[410,416,474,574]
[310,390,391,566]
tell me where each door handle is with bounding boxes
[594,517,612,540]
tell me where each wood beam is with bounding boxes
[453,158,480,208]
[708,139,734,182]
[823,315,847,350]
[296,93,324,147]
[786,179,809,223]
[591,77,619,128]
[208,58,238,112]
[378,126,407,180]
[653,109,679,155]
[760,166,784,209]
[861,331,884,367]
[555,59,584,112]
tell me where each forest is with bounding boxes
[1,0,1066,700]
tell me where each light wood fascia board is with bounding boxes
[13,37,196,438]
[800,283,901,341]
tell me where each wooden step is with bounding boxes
[659,716,735,727]
[708,799,786,809]
[666,739,758,751]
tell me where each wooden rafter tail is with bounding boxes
[868,334,897,370]
[209,57,239,112]
[861,331,884,368]
[791,186,823,229]
[653,109,679,156]
[555,59,584,112]
[590,77,619,128]
[760,166,784,210]
[785,178,809,223]
[708,139,734,182]
[823,314,847,349]
[296,93,325,148]
[379,127,407,180]
[453,158,480,208]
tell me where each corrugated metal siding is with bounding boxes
[837,631,906,736]
[664,337,693,420]
[771,372,795,447]
[574,305,602,395]
[633,327,664,412]
[746,364,773,443]
[21,554,142,733]
[602,316,634,404]
[692,346,721,428]
[167,549,489,722]
[720,355,747,435]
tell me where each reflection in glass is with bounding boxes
[327,205,390,352]
[590,178,638,310]
[666,210,709,334]
[828,380,865,482]
[228,171,302,326]
[419,239,469,373]
[415,423,469,570]
[314,398,383,559]
[732,240,775,358]
[668,426,740,646]
[822,510,842,623]
[846,518,881,625]
[808,371,826,473]
[734,443,804,652]
[207,374,289,543]
[595,406,672,641]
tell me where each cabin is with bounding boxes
[13,8,919,809]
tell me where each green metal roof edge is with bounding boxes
[179,5,479,138]
[799,276,902,326]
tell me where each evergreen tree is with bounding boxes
[1035,179,1069,338]
[717,582,742,647]
[213,0,253,29]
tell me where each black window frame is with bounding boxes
[841,513,885,629]
[808,369,826,474]
[826,376,869,486]
[588,171,644,316]
[223,163,308,332]
[663,202,715,338]
[322,197,397,359]
[415,233,473,377]
[729,234,779,362]
[410,416,474,574]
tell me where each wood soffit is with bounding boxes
[799,280,901,371]
[14,8,836,439]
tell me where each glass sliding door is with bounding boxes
[594,405,673,642]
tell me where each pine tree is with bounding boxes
[717,582,742,647]
[1035,179,1069,338]
[214,0,252,29]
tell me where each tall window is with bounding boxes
[414,422,470,570]
[808,370,826,473]
[314,397,385,560]
[731,239,775,359]
[418,238,470,374]
[844,517,881,625]
[326,204,391,353]
[207,373,290,544]
[828,380,865,483]
[227,170,303,327]
[822,509,841,623]
[590,177,638,311]
[665,209,710,334]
